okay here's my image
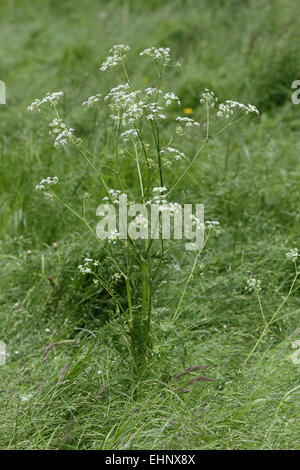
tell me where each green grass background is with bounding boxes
[0,0,300,449]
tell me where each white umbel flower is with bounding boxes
[286,248,299,262]
[217,100,259,118]
[103,189,127,205]
[120,129,138,142]
[48,118,75,147]
[176,116,200,127]
[27,91,63,111]
[99,44,130,71]
[54,128,74,147]
[140,47,171,65]
[200,89,218,108]
[160,146,185,161]
[246,278,262,293]
[82,94,101,107]
[35,176,58,191]
[145,88,163,96]
[164,92,180,106]
[78,257,100,274]
[153,186,167,193]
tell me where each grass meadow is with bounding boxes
[0,0,300,450]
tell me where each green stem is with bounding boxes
[256,291,266,326]
[244,263,299,364]
[167,140,207,196]
[171,249,201,323]
[125,278,133,324]
[51,191,125,277]
[93,272,126,315]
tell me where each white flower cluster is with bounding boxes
[49,118,66,134]
[78,257,100,274]
[291,340,300,365]
[104,83,131,102]
[145,102,166,121]
[99,44,130,71]
[103,189,127,205]
[146,187,180,214]
[82,94,101,107]
[246,278,262,293]
[203,220,221,235]
[189,219,220,234]
[217,100,259,119]
[112,272,122,282]
[153,186,167,193]
[105,84,144,124]
[190,214,203,229]
[132,213,149,230]
[54,129,74,147]
[164,92,180,106]
[139,47,171,65]
[35,176,58,191]
[49,119,74,147]
[146,187,167,206]
[107,229,120,241]
[105,84,168,125]
[200,89,218,108]
[176,116,200,127]
[145,88,163,96]
[120,129,138,143]
[205,220,220,230]
[55,129,74,147]
[104,84,132,103]
[27,91,63,111]
[160,146,185,161]
[286,248,299,262]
